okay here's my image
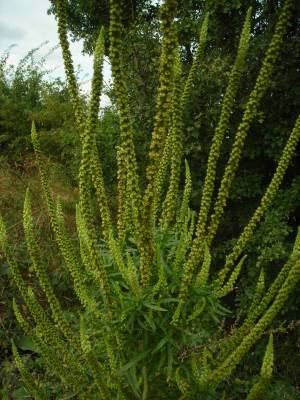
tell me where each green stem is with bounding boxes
[142,366,148,400]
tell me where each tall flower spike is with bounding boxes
[215,255,247,298]
[246,334,274,400]
[247,268,265,319]
[12,340,43,400]
[144,0,178,212]
[203,255,300,388]
[13,299,83,392]
[76,27,113,304]
[220,228,299,365]
[78,28,104,233]
[79,29,129,298]
[160,47,184,227]
[33,122,107,310]
[55,1,111,246]
[260,334,274,379]
[126,253,142,298]
[150,46,178,227]
[89,28,114,242]
[181,8,251,293]
[54,0,85,131]
[176,160,192,231]
[56,198,100,315]
[215,114,300,288]
[23,189,81,353]
[108,0,141,208]
[0,215,28,299]
[55,0,111,288]
[76,204,95,276]
[207,0,295,246]
[116,146,128,242]
[31,121,57,227]
[79,27,111,238]
[109,0,151,285]
[195,242,212,288]
[157,13,208,227]
[26,287,85,379]
[143,0,178,242]
[172,209,194,274]
[150,123,173,228]
[216,268,265,364]
[218,229,298,366]
[180,13,209,110]
[1,215,82,374]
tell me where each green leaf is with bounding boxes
[167,342,173,377]
[157,350,167,372]
[125,367,141,398]
[143,302,167,312]
[152,333,171,354]
[143,312,156,331]
[120,349,151,372]
[158,298,179,304]
[16,336,39,353]
[12,387,31,399]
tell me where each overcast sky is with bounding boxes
[0,0,111,106]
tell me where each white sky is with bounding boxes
[0,0,111,106]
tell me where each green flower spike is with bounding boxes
[144,0,178,212]
[160,48,183,227]
[176,159,192,232]
[13,299,83,393]
[217,268,265,364]
[192,8,251,251]
[216,114,300,288]
[207,0,295,246]
[247,334,274,400]
[176,7,252,307]
[54,0,85,130]
[23,189,81,353]
[159,14,208,229]
[12,340,43,400]
[204,254,300,388]
[180,13,209,110]
[109,0,152,286]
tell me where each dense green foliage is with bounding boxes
[0,0,300,398]
[0,45,81,177]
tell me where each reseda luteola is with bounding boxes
[0,0,299,398]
